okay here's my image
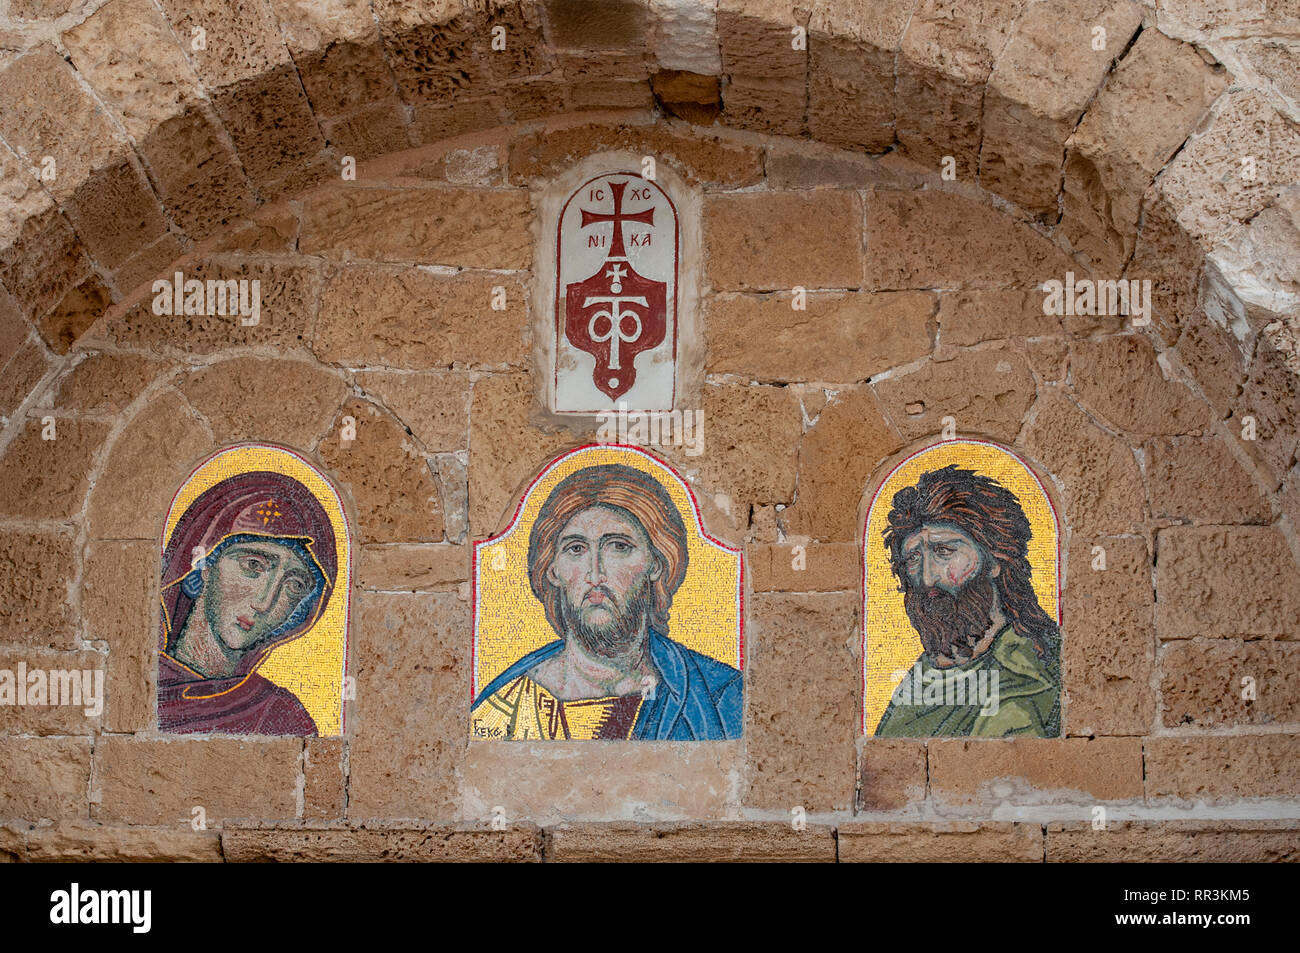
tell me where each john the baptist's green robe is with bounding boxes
[874,624,1060,738]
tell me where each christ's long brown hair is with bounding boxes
[527,464,689,637]
[883,464,1060,666]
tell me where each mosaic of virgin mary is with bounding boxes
[158,470,337,736]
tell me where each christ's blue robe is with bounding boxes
[471,629,743,740]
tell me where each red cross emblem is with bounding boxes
[563,180,668,401]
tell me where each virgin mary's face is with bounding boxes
[202,540,316,654]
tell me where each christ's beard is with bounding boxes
[903,568,998,662]
[560,577,653,659]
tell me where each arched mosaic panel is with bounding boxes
[157,444,351,737]
[863,440,1061,739]
[472,444,742,741]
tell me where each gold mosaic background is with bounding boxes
[861,440,1059,736]
[162,445,350,736]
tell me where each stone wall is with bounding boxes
[0,0,1296,861]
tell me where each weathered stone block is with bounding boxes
[36,276,113,356]
[874,346,1037,444]
[0,738,91,821]
[87,258,319,355]
[546,822,836,862]
[1063,536,1155,736]
[0,418,110,521]
[1021,389,1145,537]
[304,737,346,821]
[318,400,444,544]
[508,122,764,190]
[86,391,212,540]
[866,190,1075,290]
[1162,639,1300,728]
[357,544,469,591]
[347,592,466,819]
[838,820,1043,862]
[50,352,168,415]
[1155,526,1300,639]
[1070,335,1208,436]
[750,541,858,593]
[139,107,257,239]
[858,739,927,811]
[981,0,1143,218]
[176,357,348,447]
[354,370,471,451]
[26,822,222,862]
[705,191,863,292]
[0,45,127,203]
[1046,819,1300,862]
[461,741,742,823]
[0,529,75,649]
[314,267,527,369]
[1144,434,1270,524]
[82,539,155,733]
[222,823,543,861]
[929,737,1144,803]
[1145,734,1300,800]
[1062,31,1227,271]
[783,386,903,542]
[706,291,934,383]
[745,591,859,812]
[95,736,301,824]
[300,187,532,268]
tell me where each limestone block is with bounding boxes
[706,291,934,382]
[1162,639,1300,727]
[1063,536,1155,735]
[782,385,903,542]
[346,591,465,818]
[704,191,863,292]
[1062,30,1227,272]
[318,399,445,544]
[1155,525,1300,639]
[314,266,527,369]
[95,736,301,824]
[1021,389,1145,537]
[745,591,859,812]
[300,187,532,267]
[929,737,1144,803]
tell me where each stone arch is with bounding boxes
[0,0,1292,532]
[0,0,1296,841]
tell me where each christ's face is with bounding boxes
[546,505,661,655]
[202,540,316,654]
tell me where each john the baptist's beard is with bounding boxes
[903,566,998,662]
[559,575,654,659]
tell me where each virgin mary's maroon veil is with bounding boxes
[160,470,338,673]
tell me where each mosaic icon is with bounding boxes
[472,445,742,740]
[863,440,1061,738]
[157,445,350,736]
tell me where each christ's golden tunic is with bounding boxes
[471,675,645,740]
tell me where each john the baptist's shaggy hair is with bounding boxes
[883,464,1060,666]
